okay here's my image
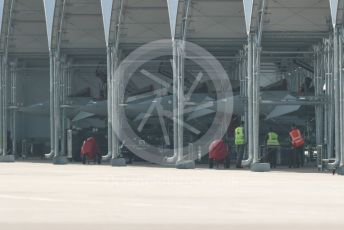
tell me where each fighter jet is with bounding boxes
[18,97,92,118]
[19,87,313,128]
[74,91,302,121]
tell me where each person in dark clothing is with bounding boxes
[235,121,245,168]
[289,124,305,168]
[7,131,12,155]
[265,128,280,169]
[288,149,297,168]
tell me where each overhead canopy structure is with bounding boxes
[0,0,338,64]
[6,0,48,55]
[0,0,341,62]
[58,0,105,52]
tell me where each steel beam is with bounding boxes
[165,0,180,164]
[176,0,190,164]
[314,45,324,147]
[261,99,327,105]
[241,0,256,168]
[46,0,68,164]
[111,45,120,160]
[1,54,8,157]
[1,0,14,161]
[56,0,68,160]
[242,35,253,167]
[111,0,124,161]
[252,39,260,164]
[252,0,265,165]
[339,28,344,167]
[109,0,126,166]
[102,45,113,161]
[9,62,17,157]
[328,27,341,168]
[243,0,254,36]
[100,0,114,161]
[241,49,249,160]
[53,56,60,158]
[45,51,56,158]
[60,57,67,158]
[0,0,4,157]
[166,39,179,164]
[43,0,57,159]
[324,38,334,160]
[0,54,3,156]
[176,40,185,163]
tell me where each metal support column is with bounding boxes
[53,0,67,164]
[110,46,126,166]
[0,54,3,156]
[174,0,194,169]
[339,28,344,168]
[53,55,60,158]
[170,38,179,163]
[66,61,72,159]
[242,35,253,167]
[250,0,270,171]
[100,0,126,166]
[10,62,17,157]
[0,0,14,162]
[252,38,261,165]
[323,40,328,157]
[102,45,113,161]
[111,45,120,160]
[176,40,185,163]
[328,27,341,168]
[45,51,55,158]
[177,0,189,163]
[241,49,249,149]
[314,45,324,147]
[336,26,344,174]
[51,53,67,164]
[238,49,248,156]
[60,57,67,157]
[340,27,344,170]
[324,38,334,159]
[2,55,8,157]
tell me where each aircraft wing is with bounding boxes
[78,100,107,117]
[186,109,215,121]
[268,115,306,127]
[18,102,49,115]
[265,95,301,119]
[72,111,95,122]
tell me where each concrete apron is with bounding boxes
[0,155,15,162]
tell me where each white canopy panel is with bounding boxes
[1,0,342,56]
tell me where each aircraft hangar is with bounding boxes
[0,0,343,174]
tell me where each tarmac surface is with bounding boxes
[0,162,344,230]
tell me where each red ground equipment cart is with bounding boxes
[208,140,230,169]
[80,136,101,164]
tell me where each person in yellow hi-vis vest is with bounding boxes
[235,121,245,168]
[266,128,280,168]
